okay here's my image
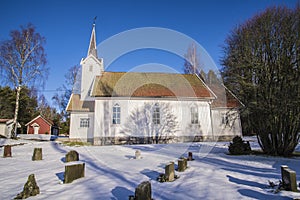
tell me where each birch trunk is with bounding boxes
[11,86,21,139]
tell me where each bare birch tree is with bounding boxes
[0,24,48,138]
[183,42,207,82]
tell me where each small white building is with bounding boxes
[0,119,20,138]
[66,25,242,145]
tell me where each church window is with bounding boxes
[191,106,199,124]
[152,103,160,125]
[80,118,90,128]
[89,65,93,72]
[112,104,121,124]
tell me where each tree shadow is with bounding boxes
[224,167,279,179]
[111,186,132,200]
[121,102,179,145]
[140,169,160,180]
[202,155,276,175]
[50,141,68,154]
[238,189,292,200]
[227,175,267,189]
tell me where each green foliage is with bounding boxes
[228,136,252,155]
[0,86,38,134]
[0,86,15,119]
[221,5,300,156]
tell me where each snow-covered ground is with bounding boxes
[0,137,299,200]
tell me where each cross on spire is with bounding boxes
[93,16,97,26]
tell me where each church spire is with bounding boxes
[87,19,98,58]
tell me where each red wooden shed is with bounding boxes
[25,115,59,135]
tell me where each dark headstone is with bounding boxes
[65,150,79,162]
[32,148,42,161]
[188,152,194,161]
[134,181,152,200]
[15,174,40,199]
[64,162,85,183]
[3,145,12,157]
[165,162,175,182]
[281,165,297,192]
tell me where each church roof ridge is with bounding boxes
[95,71,199,76]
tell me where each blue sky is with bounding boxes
[0,0,298,105]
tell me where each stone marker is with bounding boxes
[281,165,297,192]
[15,174,40,199]
[3,145,12,157]
[134,181,152,200]
[64,162,85,183]
[65,150,79,162]
[178,157,187,172]
[135,150,141,159]
[32,148,42,161]
[183,157,187,169]
[188,152,194,161]
[165,162,175,182]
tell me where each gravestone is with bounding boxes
[32,148,42,161]
[3,145,12,157]
[183,157,187,169]
[65,150,79,162]
[178,157,187,172]
[134,181,152,200]
[15,174,40,199]
[188,152,194,161]
[165,162,175,182]
[64,162,85,183]
[281,165,297,192]
[135,150,141,159]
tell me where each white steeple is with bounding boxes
[87,23,98,58]
[80,21,104,100]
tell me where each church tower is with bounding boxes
[80,23,104,100]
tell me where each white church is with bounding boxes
[66,25,242,145]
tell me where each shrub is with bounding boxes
[228,136,251,155]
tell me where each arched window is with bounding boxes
[191,106,198,124]
[112,103,121,124]
[152,103,160,125]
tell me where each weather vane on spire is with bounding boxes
[93,16,97,26]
